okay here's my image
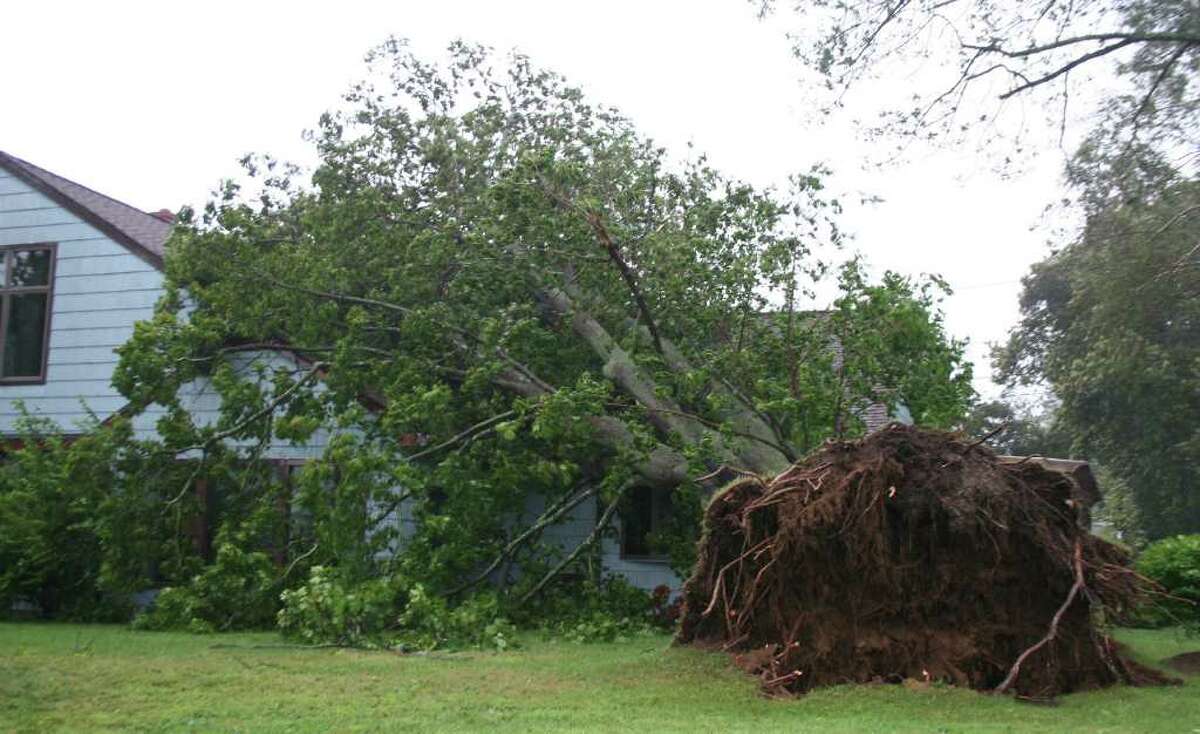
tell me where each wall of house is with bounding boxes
[129,350,334,460]
[0,171,338,463]
[0,168,163,434]
[530,493,683,593]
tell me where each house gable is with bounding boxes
[0,151,169,269]
[0,153,168,434]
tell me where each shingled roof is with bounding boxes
[0,150,171,268]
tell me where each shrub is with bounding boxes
[133,538,278,632]
[0,416,156,621]
[277,566,517,650]
[515,575,676,643]
[1135,534,1200,629]
[277,566,399,647]
[399,586,518,651]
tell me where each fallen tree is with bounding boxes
[100,39,976,614]
[676,425,1172,698]
[0,40,978,639]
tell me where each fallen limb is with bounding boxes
[519,484,628,604]
[443,483,600,597]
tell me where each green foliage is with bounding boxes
[1135,535,1200,630]
[397,585,518,651]
[133,535,279,633]
[512,576,676,643]
[0,41,976,643]
[959,401,1075,458]
[1092,466,1146,548]
[277,566,516,650]
[0,414,163,621]
[277,566,400,647]
[649,482,706,578]
[830,262,973,432]
[995,179,1200,538]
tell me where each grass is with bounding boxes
[0,624,1197,733]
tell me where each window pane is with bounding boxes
[621,486,655,557]
[3,293,48,377]
[9,249,51,287]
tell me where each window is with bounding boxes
[0,244,55,383]
[620,485,673,561]
[272,460,312,565]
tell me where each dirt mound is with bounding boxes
[1163,652,1200,675]
[675,425,1172,698]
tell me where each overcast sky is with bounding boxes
[1,1,1071,401]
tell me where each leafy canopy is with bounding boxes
[69,40,976,631]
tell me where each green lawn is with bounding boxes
[0,624,1197,733]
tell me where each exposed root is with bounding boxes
[994,539,1085,694]
[676,425,1172,698]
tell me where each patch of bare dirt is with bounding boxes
[1163,651,1200,675]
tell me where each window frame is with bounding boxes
[0,242,56,385]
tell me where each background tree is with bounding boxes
[959,399,1074,458]
[993,176,1200,539]
[761,0,1200,540]
[757,0,1200,169]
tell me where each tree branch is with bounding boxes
[540,185,667,356]
[167,363,325,455]
[402,410,520,463]
[1128,42,1195,135]
[443,483,600,597]
[519,484,627,604]
[964,32,1200,60]
[999,39,1142,100]
[584,210,666,356]
[540,285,710,446]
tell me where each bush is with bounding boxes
[277,566,517,650]
[133,539,278,632]
[1135,534,1200,629]
[399,586,518,651]
[277,566,399,646]
[515,575,677,643]
[0,416,155,621]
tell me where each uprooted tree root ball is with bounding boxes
[675,425,1173,699]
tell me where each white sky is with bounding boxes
[1,0,1074,401]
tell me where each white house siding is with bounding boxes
[129,351,330,457]
[0,168,162,434]
[599,533,681,592]
[0,169,331,469]
[530,492,683,593]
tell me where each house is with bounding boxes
[0,150,682,591]
[0,150,170,434]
